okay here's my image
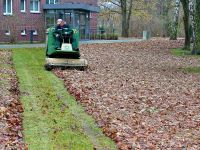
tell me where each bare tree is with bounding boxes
[180,0,190,50]
[3,15,20,43]
[120,0,133,37]
[100,0,133,37]
[189,0,196,53]
[170,0,181,40]
[194,0,200,54]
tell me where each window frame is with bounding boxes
[48,0,58,4]
[3,0,13,15]
[20,0,26,12]
[90,13,93,19]
[21,29,27,35]
[32,30,38,35]
[5,30,11,36]
[30,0,40,13]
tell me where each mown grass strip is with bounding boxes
[13,48,116,150]
[171,48,200,74]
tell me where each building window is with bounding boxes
[3,0,12,15]
[47,0,58,4]
[32,30,38,35]
[90,13,92,19]
[20,0,26,12]
[21,29,26,35]
[5,30,10,36]
[30,0,40,13]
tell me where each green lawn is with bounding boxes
[13,48,116,150]
[171,48,200,74]
[182,67,200,74]
[170,48,192,56]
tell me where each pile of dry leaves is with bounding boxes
[54,39,200,149]
[0,50,25,149]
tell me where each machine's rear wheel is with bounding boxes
[44,64,53,71]
[80,66,88,71]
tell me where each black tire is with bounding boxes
[80,66,88,71]
[61,66,66,70]
[44,64,53,71]
[80,67,85,71]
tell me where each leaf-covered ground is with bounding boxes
[0,50,25,149]
[54,39,200,149]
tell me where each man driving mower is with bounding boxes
[44,19,87,71]
[54,19,71,49]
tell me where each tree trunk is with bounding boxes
[194,0,200,54]
[121,1,127,37]
[121,0,133,37]
[162,0,171,37]
[181,0,190,50]
[189,0,196,53]
[170,0,180,40]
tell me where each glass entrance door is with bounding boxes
[74,11,89,39]
[45,9,90,39]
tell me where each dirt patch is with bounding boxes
[54,39,200,149]
[0,50,25,149]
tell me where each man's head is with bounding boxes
[57,19,63,25]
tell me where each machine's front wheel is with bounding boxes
[44,64,53,71]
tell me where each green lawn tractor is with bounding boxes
[44,27,88,71]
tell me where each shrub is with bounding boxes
[89,33,118,40]
[105,34,118,40]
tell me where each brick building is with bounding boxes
[0,0,99,43]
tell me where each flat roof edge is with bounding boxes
[43,3,100,12]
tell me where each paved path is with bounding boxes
[80,39,143,44]
[0,44,45,49]
[0,39,144,49]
